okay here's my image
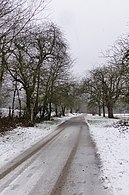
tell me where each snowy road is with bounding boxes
[0,116,110,195]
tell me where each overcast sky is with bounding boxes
[47,0,129,75]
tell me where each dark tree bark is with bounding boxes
[61,106,65,116]
[26,92,32,121]
[102,101,106,117]
[9,106,11,117]
[16,87,22,117]
[12,86,17,117]
[98,101,101,116]
[48,102,52,120]
[107,103,114,118]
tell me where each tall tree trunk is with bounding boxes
[9,106,11,117]
[42,107,45,119]
[16,87,22,118]
[0,52,6,109]
[102,101,105,117]
[98,102,101,116]
[107,103,114,118]
[12,80,18,117]
[61,106,65,116]
[48,102,52,120]
[0,81,2,109]
[25,90,35,123]
[30,106,34,123]
[26,93,32,121]
[12,88,17,117]
[34,68,40,118]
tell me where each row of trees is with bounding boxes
[0,0,81,124]
[82,35,129,118]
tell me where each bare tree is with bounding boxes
[35,24,72,119]
[6,23,72,122]
[0,0,47,108]
[83,63,125,118]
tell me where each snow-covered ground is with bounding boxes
[0,113,78,168]
[1,112,128,195]
[86,114,129,195]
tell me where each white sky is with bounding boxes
[47,0,129,75]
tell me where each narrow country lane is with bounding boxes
[0,116,110,195]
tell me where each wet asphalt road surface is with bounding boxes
[0,116,111,195]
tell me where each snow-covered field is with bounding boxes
[0,113,78,168]
[86,114,129,195]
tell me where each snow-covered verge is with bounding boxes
[0,113,79,168]
[86,114,129,195]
